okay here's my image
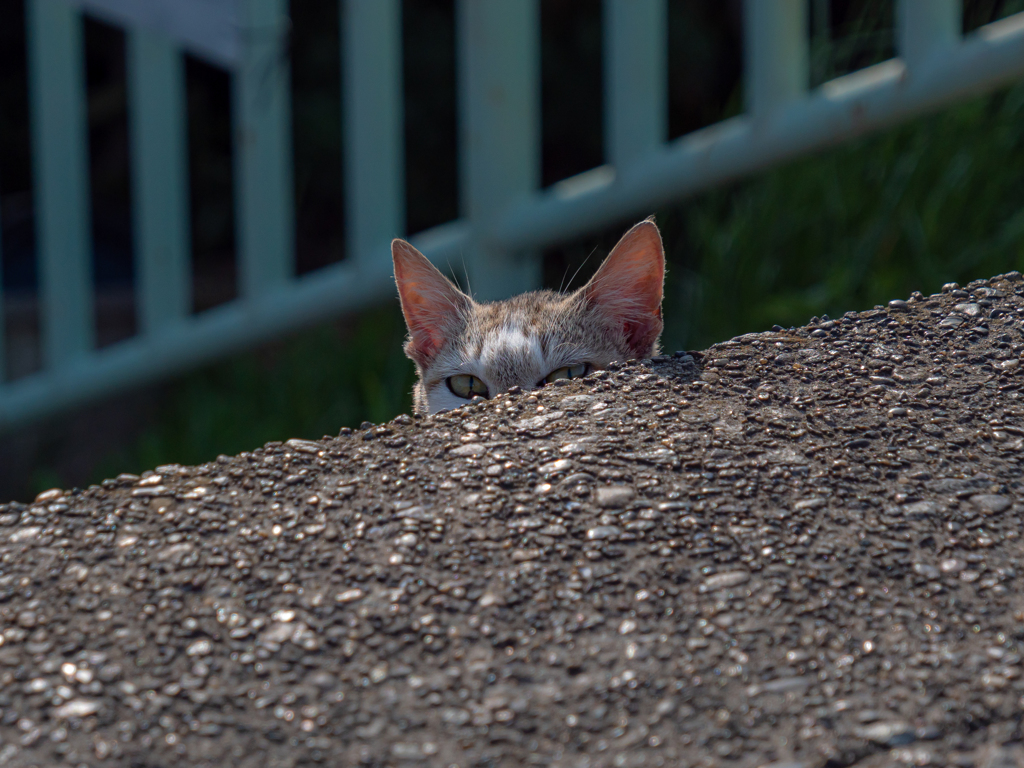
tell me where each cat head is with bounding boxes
[393,219,665,414]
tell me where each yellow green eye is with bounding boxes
[447,374,489,400]
[541,363,590,386]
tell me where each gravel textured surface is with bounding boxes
[3,274,1024,767]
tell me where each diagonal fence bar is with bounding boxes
[26,0,95,367]
[63,0,241,69]
[127,27,192,335]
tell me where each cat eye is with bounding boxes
[539,363,590,387]
[447,374,489,400]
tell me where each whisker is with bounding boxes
[460,249,473,299]
[445,257,461,292]
[557,262,569,294]
[564,246,598,293]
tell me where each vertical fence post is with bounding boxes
[457,0,540,301]
[810,0,831,85]
[127,28,191,334]
[342,0,404,273]
[234,0,294,299]
[603,0,667,171]
[26,0,94,367]
[898,0,961,72]
[743,0,808,121]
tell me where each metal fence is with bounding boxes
[2,0,1024,431]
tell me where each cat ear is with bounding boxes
[581,219,665,358]
[392,239,471,366]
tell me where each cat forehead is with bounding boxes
[470,290,572,331]
[463,293,573,370]
[476,326,545,370]
[473,293,564,337]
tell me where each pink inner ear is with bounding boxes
[584,221,665,356]
[393,239,468,366]
[622,308,662,355]
[402,293,447,364]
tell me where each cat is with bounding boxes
[392,219,665,414]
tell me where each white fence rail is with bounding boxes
[2,0,1024,431]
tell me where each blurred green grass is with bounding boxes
[660,81,1024,349]
[85,78,1024,489]
[89,305,416,482]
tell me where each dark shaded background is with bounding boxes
[1,0,1023,499]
